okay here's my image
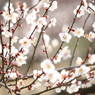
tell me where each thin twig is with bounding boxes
[42,33,49,58]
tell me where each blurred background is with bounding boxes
[0,0,95,95]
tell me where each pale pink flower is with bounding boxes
[11,46,18,56]
[81,82,92,88]
[55,88,61,93]
[67,84,80,94]
[74,28,84,38]
[73,5,85,18]
[9,72,17,79]
[37,17,47,26]
[2,31,12,38]
[76,65,90,75]
[76,57,84,65]
[45,70,61,83]
[53,54,62,64]
[16,55,27,67]
[88,54,95,64]
[41,59,55,73]
[2,12,18,23]
[82,0,88,8]
[20,48,29,55]
[32,7,40,13]
[19,37,31,48]
[88,3,95,14]
[31,82,41,90]
[89,77,95,84]
[10,12,18,23]
[17,79,24,86]
[4,3,14,13]
[50,18,56,26]
[11,36,18,44]
[59,46,71,60]
[88,32,95,42]
[59,32,72,43]
[49,1,58,11]
[44,3,50,9]
[33,70,43,81]
[61,70,68,79]
[15,2,29,18]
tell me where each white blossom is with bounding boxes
[73,5,85,18]
[9,72,17,79]
[59,32,72,43]
[88,54,95,64]
[19,37,32,48]
[41,59,55,73]
[73,28,84,38]
[16,55,27,67]
[49,1,58,11]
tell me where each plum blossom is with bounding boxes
[2,31,12,38]
[49,1,58,11]
[88,54,95,64]
[9,72,17,79]
[76,57,84,65]
[31,82,41,90]
[61,70,69,79]
[50,18,56,27]
[11,36,18,44]
[11,46,18,56]
[81,81,92,88]
[86,31,95,42]
[54,81,66,93]
[37,17,47,26]
[20,48,29,55]
[33,70,43,81]
[2,3,18,23]
[4,3,14,13]
[17,79,24,86]
[55,88,61,93]
[44,3,50,9]
[89,77,95,84]
[53,54,62,64]
[2,10,18,23]
[76,65,90,76]
[45,70,61,83]
[82,0,88,8]
[59,32,72,43]
[73,5,85,18]
[67,84,80,94]
[41,59,55,73]
[19,37,32,48]
[15,2,29,18]
[88,3,95,14]
[59,46,71,60]
[16,55,27,67]
[73,28,84,38]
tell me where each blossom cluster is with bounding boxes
[0,0,95,95]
